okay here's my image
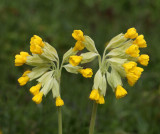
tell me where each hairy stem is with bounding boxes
[89,102,98,134]
[58,107,62,134]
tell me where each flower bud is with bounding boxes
[56,96,64,106]
[69,55,82,66]
[79,68,93,78]
[138,54,149,66]
[115,85,127,99]
[124,28,138,39]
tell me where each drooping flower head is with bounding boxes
[15,35,64,106]
[88,27,149,104]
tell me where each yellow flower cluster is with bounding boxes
[123,62,144,86]
[56,96,64,106]
[15,35,64,106]
[89,89,105,104]
[101,27,150,100]
[16,35,43,104]
[72,30,85,51]
[29,83,44,104]
[30,35,45,54]
[125,28,149,60]
[68,30,94,78]
[17,68,44,104]
[15,52,30,66]
[123,28,149,86]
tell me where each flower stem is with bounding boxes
[58,107,62,134]
[89,102,98,134]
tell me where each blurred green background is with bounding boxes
[0,0,160,134]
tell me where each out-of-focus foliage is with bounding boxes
[0,0,160,134]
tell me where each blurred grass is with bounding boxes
[0,0,160,134]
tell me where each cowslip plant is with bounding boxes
[14,35,95,134]
[14,28,149,134]
[70,28,149,134]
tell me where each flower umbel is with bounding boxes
[89,27,149,102]
[15,35,64,105]
[84,27,149,134]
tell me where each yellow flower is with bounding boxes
[15,52,30,66]
[30,44,43,54]
[133,35,147,48]
[72,30,85,41]
[138,54,149,66]
[123,61,137,73]
[73,41,85,51]
[124,27,138,39]
[126,73,139,86]
[56,96,64,106]
[30,35,44,54]
[18,76,30,86]
[15,55,25,66]
[89,89,100,101]
[115,85,127,99]
[79,68,93,78]
[96,95,105,104]
[130,67,144,77]
[30,35,45,47]
[30,83,41,95]
[69,55,82,66]
[127,67,143,86]
[126,44,140,57]
[18,70,30,86]
[123,62,143,86]
[32,92,43,104]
